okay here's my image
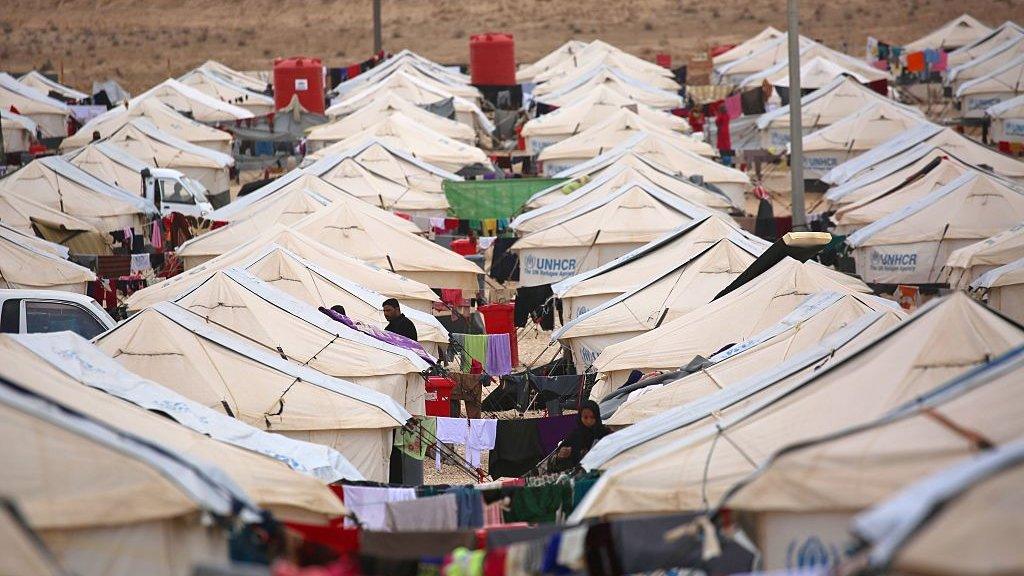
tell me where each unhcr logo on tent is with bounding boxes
[523,254,578,280]
[870,250,918,272]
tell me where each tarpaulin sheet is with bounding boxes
[444,178,567,220]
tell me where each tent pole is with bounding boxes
[373,0,383,54]
[787,0,807,231]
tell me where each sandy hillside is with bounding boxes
[2,0,1022,93]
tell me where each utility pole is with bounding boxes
[787,0,807,231]
[373,0,383,54]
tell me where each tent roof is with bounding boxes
[1,334,350,523]
[534,66,684,110]
[727,343,1024,514]
[904,14,993,52]
[531,47,679,91]
[516,40,591,83]
[132,78,254,122]
[331,52,473,99]
[178,69,275,112]
[0,107,37,133]
[801,100,928,154]
[956,53,1024,97]
[572,293,1024,519]
[514,164,736,234]
[553,234,765,343]
[125,225,439,310]
[309,92,475,144]
[196,60,271,93]
[64,141,153,191]
[945,221,1024,284]
[61,97,233,151]
[552,216,768,300]
[758,75,915,132]
[743,52,890,89]
[605,292,906,426]
[522,85,689,139]
[242,244,449,344]
[0,72,69,115]
[854,429,1024,575]
[302,155,448,213]
[713,27,786,66]
[307,112,490,173]
[17,70,87,100]
[847,171,1024,247]
[0,224,95,289]
[972,255,1024,289]
[0,221,68,258]
[95,301,410,429]
[0,189,103,239]
[713,34,817,81]
[513,179,712,250]
[106,117,234,169]
[949,21,1024,68]
[538,108,714,162]
[289,191,483,288]
[591,257,871,377]
[0,367,244,530]
[987,92,1024,117]
[0,155,157,230]
[947,36,1024,86]
[0,500,67,576]
[327,69,482,117]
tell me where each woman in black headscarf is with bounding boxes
[556,399,612,467]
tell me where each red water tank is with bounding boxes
[273,57,325,113]
[478,303,519,366]
[425,376,455,417]
[470,33,516,86]
[450,238,478,256]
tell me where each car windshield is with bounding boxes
[181,177,209,202]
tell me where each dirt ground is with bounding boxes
[3,0,1023,93]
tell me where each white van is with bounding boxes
[0,290,117,339]
[148,168,214,217]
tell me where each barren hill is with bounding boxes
[2,0,1022,92]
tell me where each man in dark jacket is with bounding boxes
[382,298,418,341]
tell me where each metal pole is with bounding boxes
[373,0,383,54]
[787,0,807,230]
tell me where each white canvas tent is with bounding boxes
[942,221,1024,288]
[956,53,1024,118]
[571,293,1023,519]
[63,142,151,192]
[0,221,68,258]
[178,69,275,116]
[946,35,1024,90]
[723,343,1024,572]
[513,180,713,288]
[132,78,254,122]
[330,55,477,102]
[590,256,871,392]
[0,370,244,576]
[533,66,684,111]
[290,192,484,290]
[833,157,980,234]
[104,118,234,196]
[307,112,492,174]
[823,123,1024,187]
[0,72,69,138]
[948,21,1024,68]
[739,52,891,90]
[309,92,475,145]
[971,257,1024,323]
[537,109,715,174]
[516,40,590,84]
[904,14,993,52]
[513,164,737,234]
[124,225,440,312]
[987,92,1024,142]
[1,333,349,524]
[17,70,87,101]
[241,244,449,356]
[60,97,234,153]
[552,133,751,206]
[553,233,766,371]
[713,27,786,66]
[712,35,817,85]
[206,170,346,224]
[0,191,111,255]
[0,155,157,233]
[0,108,37,153]
[17,331,362,483]
[853,433,1024,576]
[605,291,905,426]
[304,155,449,218]
[303,138,460,216]
[195,60,271,93]
[800,101,927,179]
[0,224,95,292]
[847,171,1024,284]
[521,85,688,155]
[94,301,411,482]
[552,216,768,320]
[531,43,680,92]
[170,268,431,412]
[756,75,914,149]
[0,500,67,576]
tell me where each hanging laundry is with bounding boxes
[484,333,512,376]
[394,417,437,460]
[489,418,543,478]
[482,218,498,236]
[724,93,742,120]
[150,219,163,251]
[384,493,459,532]
[461,333,489,370]
[444,486,485,528]
[129,253,151,274]
[450,372,485,419]
[465,418,497,468]
[342,484,416,530]
[435,416,470,470]
[906,51,926,73]
[430,217,447,234]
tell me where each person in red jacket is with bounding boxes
[716,106,733,167]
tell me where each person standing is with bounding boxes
[382,298,418,342]
[715,105,733,167]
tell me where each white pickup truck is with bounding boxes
[0,290,117,339]
[146,168,214,217]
